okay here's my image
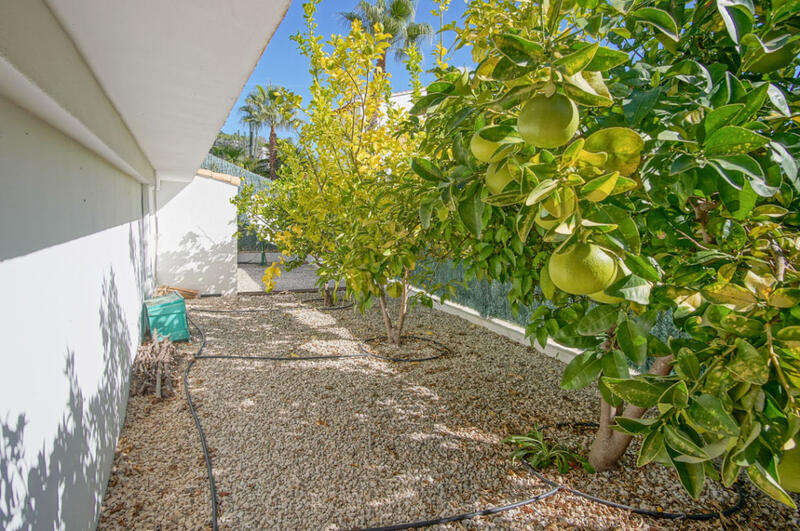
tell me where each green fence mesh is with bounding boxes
[428,261,542,327]
[201,154,272,252]
[427,260,681,350]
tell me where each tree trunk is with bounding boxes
[248,122,255,158]
[588,355,675,471]
[269,126,278,180]
[376,51,387,73]
[323,285,333,307]
[378,290,401,346]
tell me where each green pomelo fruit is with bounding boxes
[548,243,617,295]
[778,441,800,493]
[486,163,515,194]
[470,132,505,163]
[518,93,579,149]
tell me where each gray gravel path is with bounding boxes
[99,294,800,530]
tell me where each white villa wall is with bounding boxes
[156,176,238,295]
[0,95,151,530]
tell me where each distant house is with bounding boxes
[0,1,290,529]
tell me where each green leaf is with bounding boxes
[492,56,535,80]
[478,124,524,144]
[484,191,526,206]
[516,205,538,242]
[606,274,651,305]
[704,126,769,156]
[585,46,629,71]
[671,458,706,499]
[664,426,709,459]
[555,42,599,75]
[632,7,680,41]
[540,262,555,300]
[688,394,740,436]
[775,326,800,342]
[577,305,619,336]
[602,377,666,408]
[769,288,800,308]
[581,172,619,202]
[493,34,545,66]
[718,178,757,220]
[659,381,689,408]
[748,462,797,508]
[525,179,558,206]
[614,416,658,435]
[624,254,660,282]
[601,349,630,379]
[563,71,613,107]
[419,195,435,229]
[617,318,648,365]
[457,184,484,238]
[623,87,661,127]
[702,282,757,311]
[426,81,455,95]
[412,158,444,182]
[638,430,666,466]
[453,134,470,167]
[561,353,602,390]
[601,205,640,254]
[704,104,744,137]
[410,93,447,115]
[716,0,754,44]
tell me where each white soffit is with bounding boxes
[45,0,291,179]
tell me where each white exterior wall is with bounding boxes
[156,176,238,296]
[0,95,152,530]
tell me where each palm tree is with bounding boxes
[239,98,261,158]
[340,0,433,73]
[240,85,296,180]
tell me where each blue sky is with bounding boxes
[220,0,471,136]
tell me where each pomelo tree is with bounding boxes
[237,0,446,344]
[411,0,800,504]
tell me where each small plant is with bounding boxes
[504,425,594,474]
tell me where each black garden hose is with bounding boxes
[300,296,355,310]
[183,311,745,531]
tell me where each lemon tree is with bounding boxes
[411,0,800,504]
[236,0,447,344]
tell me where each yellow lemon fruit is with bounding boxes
[518,93,579,149]
[548,242,617,295]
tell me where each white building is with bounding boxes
[0,1,290,528]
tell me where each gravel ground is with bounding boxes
[99,293,799,530]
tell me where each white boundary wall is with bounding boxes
[156,175,238,296]
[0,94,153,530]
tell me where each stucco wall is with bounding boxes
[0,95,151,530]
[156,176,238,295]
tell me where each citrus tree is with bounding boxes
[237,0,445,343]
[411,0,800,504]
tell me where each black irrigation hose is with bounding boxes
[353,486,563,531]
[183,311,745,531]
[528,422,746,521]
[300,297,355,310]
[362,335,451,362]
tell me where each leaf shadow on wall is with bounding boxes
[0,269,132,530]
